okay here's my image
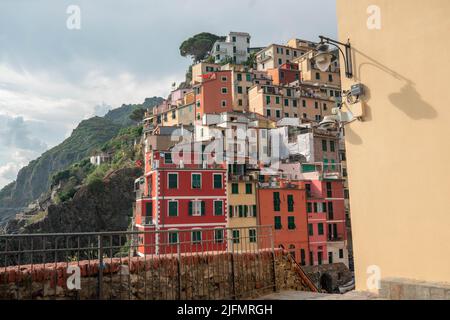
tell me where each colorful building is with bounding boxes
[134,150,228,255]
[257,181,309,265]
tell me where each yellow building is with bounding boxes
[336,0,450,296]
[191,62,220,85]
[227,178,258,251]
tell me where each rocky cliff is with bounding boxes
[4,167,142,234]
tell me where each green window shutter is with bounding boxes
[246,73,251,81]
[318,223,324,235]
[273,192,280,211]
[287,195,294,212]
[330,141,335,152]
[323,202,327,212]
[145,202,152,216]
[201,201,206,215]
[324,158,329,170]
[274,216,282,230]
[215,229,224,243]
[245,183,252,194]
[313,202,318,213]
[308,224,313,236]
[275,97,280,104]
[168,202,178,216]
[266,96,271,104]
[192,174,201,189]
[237,73,242,81]
[214,201,223,216]
[232,183,239,194]
[288,216,296,230]
[168,174,177,189]
[307,202,312,213]
[331,159,336,170]
[232,230,240,243]
[229,205,233,217]
[188,201,193,216]
[244,205,248,217]
[214,175,222,189]
[253,205,257,217]
[238,205,244,217]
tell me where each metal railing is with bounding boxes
[0,226,275,300]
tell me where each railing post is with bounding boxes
[97,235,104,300]
[270,227,278,293]
[230,233,237,300]
[177,242,182,300]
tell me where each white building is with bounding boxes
[210,32,251,64]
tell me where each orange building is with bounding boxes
[257,182,309,265]
[194,70,234,121]
[267,62,301,85]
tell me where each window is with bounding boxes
[322,140,327,152]
[189,200,205,216]
[328,252,333,264]
[192,230,202,244]
[308,224,313,236]
[266,95,271,104]
[286,89,291,97]
[164,152,172,164]
[238,99,243,106]
[237,73,242,81]
[285,113,289,118]
[326,182,332,197]
[221,100,227,107]
[252,204,257,217]
[266,109,271,117]
[276,110,281,118]
[221,87,228,94]
[307,202,312,213]
[328,202,334,219]
[214,229,224,243]
[196,100,201,108]
[300,249,306,266]
[284,99,289,107]
[192,174,201,189]
[293,100,297,107]
[287,195,294,212]
[315,72,320,80]
[213,174,222,189]
[221,76,227,82]
[318,252,323,265]
[273,192,280,211]
[214,200,223,216]
[249,229,257,243]
[339,249,344,259]
[323,103,327,111]
[169,231,178,244]
[237,86,243,94]
[228,205,234,218]
[315,101,319,109]
[275,96,280,104]
[278,58,282,65]
[313,202,318,213]
[168,201,178,217]
[286,49,290,55]
[168,173,178,189]
[330,141,335,152]
[274,216,282,230]
[302,100,306,107]
[231,183,239,194]
[318,223,324,235]
[328,74,333,82]
[232,36,236,42]
[309,251,314,266]
[232,230,240,244]
[246,73,252,81]
[245,183,252,194]
[288,216,296,230]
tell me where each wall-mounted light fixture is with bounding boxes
[315,35,353,78]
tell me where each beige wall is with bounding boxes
[336,0,450,291]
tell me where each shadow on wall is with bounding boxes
[351,48,437,121]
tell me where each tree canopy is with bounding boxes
[179,32,225,62]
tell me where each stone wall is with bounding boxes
[0,249,316,300]
[379,278,450,300]
[302,263,353,293]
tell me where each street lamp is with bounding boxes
[313,35,353,79]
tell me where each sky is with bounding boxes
[0,0,337,189]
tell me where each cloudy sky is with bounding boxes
[0,0,337,189]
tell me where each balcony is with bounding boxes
[327,235,344,242]
[141,216,154,226]
[257,54,272,63]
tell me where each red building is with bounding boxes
[257,180,310,265]
[301,179,348,266]
[267,62,301,85]
[194,70,234,121]
[134,150,228,255]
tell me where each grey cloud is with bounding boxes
[0,115,48,152]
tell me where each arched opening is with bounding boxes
[320,273,334,293]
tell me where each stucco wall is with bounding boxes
[336,0,450,290]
